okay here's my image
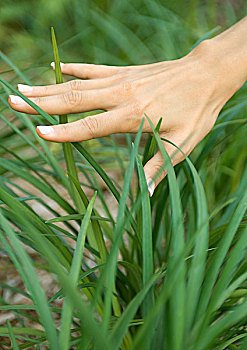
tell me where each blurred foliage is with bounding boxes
[0,0,246,68]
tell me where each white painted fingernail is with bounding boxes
[147,179,155,197]
[18,84,32,92]
[37,126,54,135]
[50,62,64,68]
[9,95,24,104]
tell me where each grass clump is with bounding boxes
[0,1,247,349]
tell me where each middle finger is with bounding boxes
[9,88,116,115]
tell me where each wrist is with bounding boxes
[189,37,247,103]
[209,35,247,88]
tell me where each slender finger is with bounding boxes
[17,78,115,98]
[144,135,191,196]
[36,109,126,142]
[52,62,123,79]
[9,88,115,115]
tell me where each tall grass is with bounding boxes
[0,1,247,349]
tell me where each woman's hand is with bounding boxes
[8,39,245,194]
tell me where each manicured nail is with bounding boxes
[18,84,32,92]
[147,179,155,197]
[37,126,54,135]
[9,95,24,104]
[50,62,64,68]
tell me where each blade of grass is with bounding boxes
[93,120,144,331]
[0,210,59,349]
[0,94,69,189]
[0,157,75,215]
[45,213,112,224]
[68,172,108,263]
[59,192,97,350]
[0,49,31,84]
[51,27,85,214]
[196,296,247,350]
[0,185,72,268]
[110,273,160,349]
[0,77,57,124]
[142,118,162,166]
[136,153,154,318]
[195,181,247,327]
[72,142,138,235]
[7,320,20,350]
[0,328,44,337]
[145,116,186,350]
[14,214,112,350]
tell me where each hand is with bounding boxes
[8,40,241,194]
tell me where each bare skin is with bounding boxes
[9,16,247,195]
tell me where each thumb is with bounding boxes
[144,138,185,196]
[144,150,166,197]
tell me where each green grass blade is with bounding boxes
[136,153,154,318]
[0,328,44,337]
[59,192,97,350]
[160,136,210,343]
[0,95,69,189]
[0,157,75,215]
[196,297,247,350]
[110,273,159,349]
[142,118,162,166]
[15,215,112,350]
[209,225,247,312]
[7,320,20,350]
[0,49,31,84]
[94,120,144,331]
[239,334,247,350]
[216,333,247,350]
[195,182,247,324]
[0,210,59,349]
[0,77,57,125]
[0,112,48,163]
[68,172,108,263]
[72,141,138,235]
[51,27,85,214]
[145,116,186,350]
[0,185,72,268]
[45,213,112,224]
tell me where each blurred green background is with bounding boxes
[1,0,246,68]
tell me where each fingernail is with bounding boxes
[9,95,24,104]
[37,126,54,135]
[18,84,32,92]
[147,179,155,197]
[50,62,64,68]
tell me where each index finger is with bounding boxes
[57,62,123,79]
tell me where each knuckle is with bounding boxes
[81,117,99,139]
[63,91,82,106]
[121,80,135,96]
[153,158,164,170]
[130,100,144,117]
[41,86,49,95]
[33,97,42,105]
[69,79,82,90]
